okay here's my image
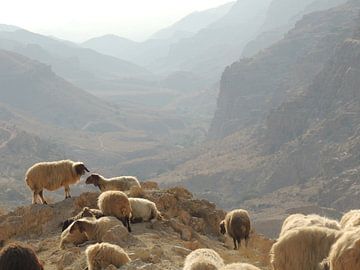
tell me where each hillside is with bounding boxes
[0,186,273,269]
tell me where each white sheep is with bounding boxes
[129,197,163,223]
[98,191,132,233]
[183,248,225,270]
[220,209,251,250]
[270,226,341,270]
[86,173,140,192]
[340,210,360,229]
[85,242,131,270]
[69,216,124,243]
[280,214,340,237]
[25,159,89,204]
[321,227,360,270]
[220,263,261,270]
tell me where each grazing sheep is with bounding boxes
[280,214,340,237]
[270,226,341,270]
[320,227,360,270]
[25,159,89,204]
[62,207,105,232]
[85,242,131,270]
[220,263,261,270]
[183,248,225,270]
[98,191,132,233]
[86,173,140,192]
[220,209,251,250]
[129,198,163,223]
[69,216,123,243]
[60,217,91,249]
[340,210,360,229]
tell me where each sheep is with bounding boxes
[86,173,140,192]
[129,197,163,223]
[60,217,91,249]
[183,248,225,270]
[62,207,105,232]
[270,226,341,270]
[85,242,131,270]
[219,209,251,250]
[98,191,132,233]
[339,209,360,229]
[25,159,89,204]
[69,216,123,243]
[220,263,261,270]
[280,214,340,237]
[320,227,360,270]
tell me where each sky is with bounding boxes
[1,0,232,42]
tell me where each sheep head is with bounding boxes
[70,220,86,234]
[85,174,101,187]
[74,163,89,176]
[219,220,226,234]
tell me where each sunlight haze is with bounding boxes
[1,0,233,42]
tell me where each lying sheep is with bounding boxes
[280,214,340,237]
[25,159,89,204]
[60,217,91,249]
[340,210,360,229]
[220,263,261,270]
[183,248,225,270]
[85,242,131,270]
[320,227,360,270]
[270,226,341,270]
[86,173,140,192]
[62,207,105,231]
[220,209,251,250]
[129,198,163,223]
[98,191,132,233]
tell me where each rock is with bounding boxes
[171,245,191,256]
[102,225,130,246]
[141,181,159,190]
[169,218,192,241]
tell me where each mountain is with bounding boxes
[151,2,235,40]
[242,0,348,57]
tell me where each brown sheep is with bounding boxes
[220,209,251,250]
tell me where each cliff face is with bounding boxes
[209,1,358,139]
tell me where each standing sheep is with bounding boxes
[220,263,261,270]
[85,242,131,270]
[321,227,360,270]
[25,159,89,204]
[340,210,360,229]
[62,207,105,232]
[270,226,341,270]
[98,191,132,233]
[280,214,340,237]
[69,216,124,243]
[220,209,251,250]
[129,198,163,223]
[183,248,225,270]
[85,173,140,192]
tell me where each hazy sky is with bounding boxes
[1,0,232,42]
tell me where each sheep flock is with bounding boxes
[0,159,359,269]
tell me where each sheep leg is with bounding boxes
[126,216,132,233]
[64,185,71,199]
[39,190,47,204]
[32,191,38,204]
[233,237,237,250]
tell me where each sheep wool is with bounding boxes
[25,159,89,204]
[183,248,225,270]
[62,207,105,232]
[69,216,123,243]
[270,226,341,270]
[86,173,141,192]
[220,209,251,250]
[280,214,340,237]
[98,191,132,232]
[340,210,360,229]
[85,242,131,270]
[327,227,360,270]
[129,197,163,222]
[220,263,261,270]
